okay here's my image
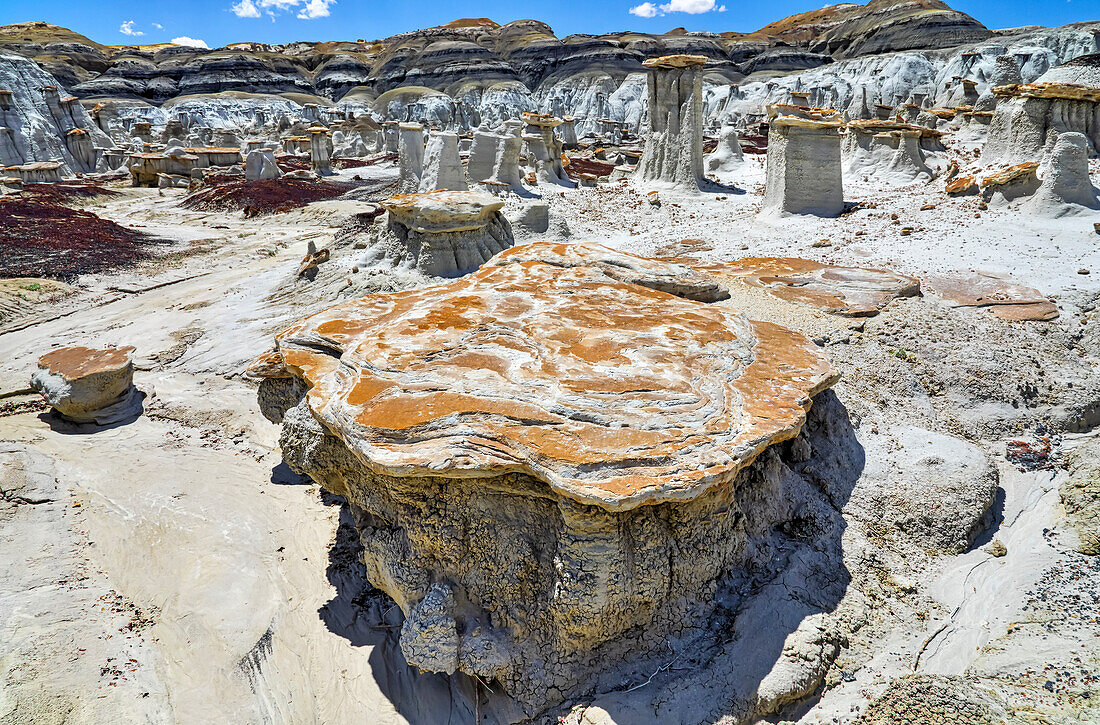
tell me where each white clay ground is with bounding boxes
[1,153,1099,724]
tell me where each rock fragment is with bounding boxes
[30,345,141,425]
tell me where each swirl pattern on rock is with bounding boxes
[254,242,837,510]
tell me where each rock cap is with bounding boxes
[642,53,708,69]
[381,189,505,233]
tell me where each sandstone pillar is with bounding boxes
[419,130,466,192]
[397,122,424,193]
[308,126,332,175]
[763,111,844,217]
[636,54,706,190]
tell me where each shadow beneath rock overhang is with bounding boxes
[318,492,512,724]
[582,388,864,724]
[701,179,747,195]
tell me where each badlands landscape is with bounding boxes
[1,2,1100,723]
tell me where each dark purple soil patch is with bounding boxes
[181,178,352,217]
[0,198,167,281]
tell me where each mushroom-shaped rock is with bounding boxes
[357,190,514,277]
[250,242,839,714]
[983,54,1100,165]
[636,54,707,190]
[763,113,845,217]
[31,346,141,425]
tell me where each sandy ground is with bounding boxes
[2,154,1099,724]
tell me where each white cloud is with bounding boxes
[152,22,164,30]
[171,36,210,48]
[630,0,724,16]
[231,0,262,17]
[119,20,144,36]
[230,0,335,20]
[660,0,719,13]
[297,0,333,18]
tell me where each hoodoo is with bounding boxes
[763,106,845,216]
[354,189,515,276]
[636,54,707,190]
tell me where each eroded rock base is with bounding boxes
[264,382,860,718]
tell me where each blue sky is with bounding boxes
[0,0,1095,49]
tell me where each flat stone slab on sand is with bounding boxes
[699,257,920,317]
[925,272,1059,321]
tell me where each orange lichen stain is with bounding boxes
[346,375,397,406]
[356,392,559,429]
[38,345,134,378]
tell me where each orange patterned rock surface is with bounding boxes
[38,345,135,378]
[699,257,920,317]
[945,175,977,195]
[252,243,837,510]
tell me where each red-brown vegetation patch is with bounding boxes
[0,198,166,281]
[275,156,311,173]
[333,157,374,170]
[181,178,352,217]
[564,157,616,179]
[17,180,121,205]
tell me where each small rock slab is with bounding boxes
[925,273,1059,321]
[981,162,1039,189]
[642,54,708,69]
[699,257,920,317]
[251,243,837,511]
[382,190,504,233]
[945,175,978,196]
[31,345,140,424]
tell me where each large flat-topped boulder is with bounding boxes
[31,345,141,424]
[701,257,920,316]
[381,190,504,233]
[255,244,836,509]
[252,243,841,713]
